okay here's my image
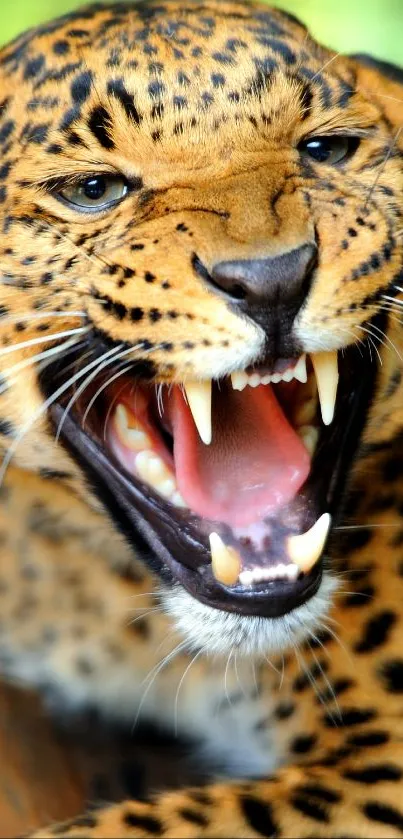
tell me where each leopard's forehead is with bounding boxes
[0,1,371,179]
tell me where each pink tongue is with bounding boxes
[171,384,310,528]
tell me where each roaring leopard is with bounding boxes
[0,0,402,836]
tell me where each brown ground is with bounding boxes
[0,682,193,837]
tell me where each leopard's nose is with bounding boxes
[210,244,317,309]
[207,243,318,355]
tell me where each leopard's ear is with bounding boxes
[351,54,403,86]
[349,53,403,133]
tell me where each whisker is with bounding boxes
[82,340,167,428]
[294,646,336,721]
[82,361,135,428]
[132,639,189,731]
[335,523,400,530]
[312,52,341,81]
[307,640,341,720]
[103,378,133,442]
[364,125,403,209]
[224,649,234,708]
[174,649,203,735]
[55,345,124,441]
[0,311,86,327]
[0,326,89,358]
[0,347,120,487]
[0,337,81,391]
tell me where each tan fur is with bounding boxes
[0,1,400,835]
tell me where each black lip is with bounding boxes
[44,331,379,621]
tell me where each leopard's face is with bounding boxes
[0,0,402,656]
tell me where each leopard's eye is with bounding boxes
[59,175,128,210]
[298,135,360,165]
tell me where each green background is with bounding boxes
[0,0,402,64]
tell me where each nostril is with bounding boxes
[193,245,318,308]
[191,253,212,284]
[227,283,248,301]
[306,248,318,278]
[192,253,248,301]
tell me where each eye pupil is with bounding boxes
[299,135,359,165]
[83,176,106,200]
[305,138,333,163]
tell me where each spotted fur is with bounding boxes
[0,1,401,836]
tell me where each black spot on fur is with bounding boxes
[88,105,115,149]
[347,731,389,748]
[354,611,396,654]
[241,796,279,837]
[27,123,49,144]
[53,40,70,56]
[0,418,15,437]
[341,585,375,607]
[291,734,317,754]
[24,55,45,80]
[294,784,341,804]
[344,764,402,784]
[363,802,403,832]
[71,70,93,104]
[324,707,376,728]
[107,78,142,125]
[274,701,295,720]
[291,795,329,823]
[123,812,162,833]
[178,808,209,827]
[379,659,403,693]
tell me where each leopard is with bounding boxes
[0,0,401,836]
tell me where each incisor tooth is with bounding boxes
[249,373,261,388]
[311,352,339,426]
[183,380,212,445]
[294,354,308,383]
[231,371,248,391]
[209,533,241,586]
[287,513,331,574]
[282,369,294,383]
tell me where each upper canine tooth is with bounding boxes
[294,354,308,383]
[231,371,249,391]
[311,352,339,426]
[209,532,241,586]
[287,513,331,574]
[183,380,212,445]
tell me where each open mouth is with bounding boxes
[45,339,377,620]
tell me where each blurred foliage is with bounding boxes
[0,0,402,64]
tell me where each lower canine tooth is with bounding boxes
[295,397,317,426]
[287,513,331,574]
[311,351,339,426]
[171,491,187,508]
[210,533,241,586]
[158,478,177,498]
[299,425,319,457]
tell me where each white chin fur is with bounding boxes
[162,572,338,657]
